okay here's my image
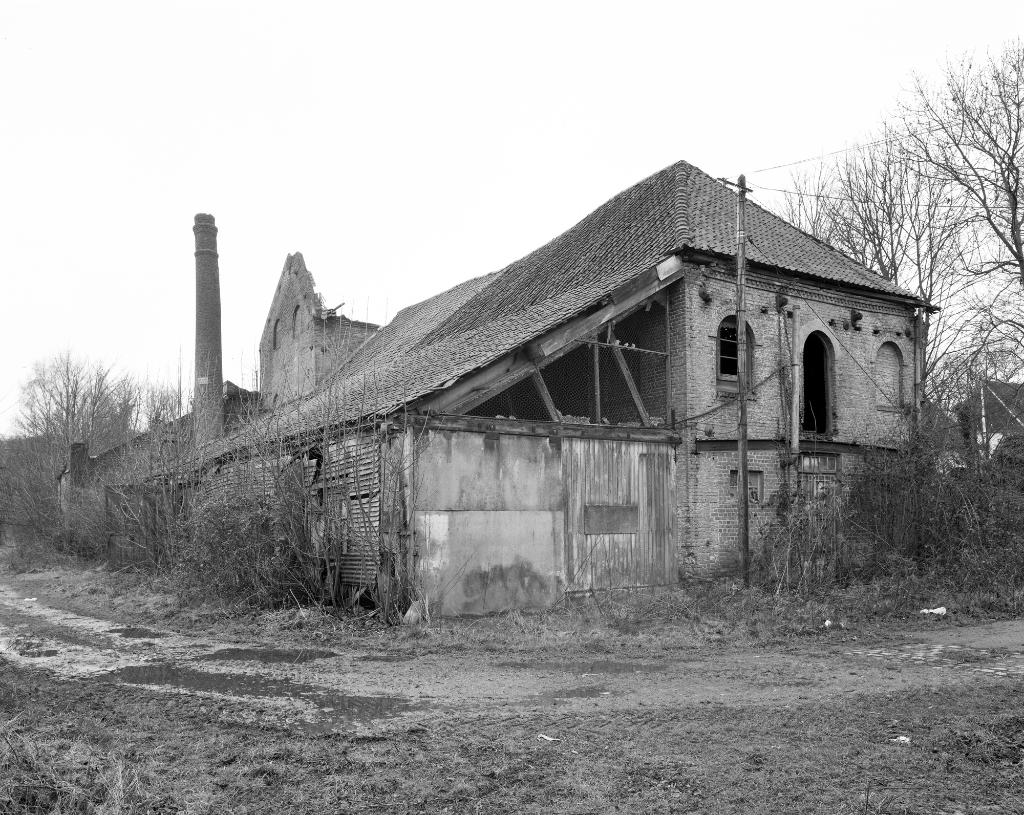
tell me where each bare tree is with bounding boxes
[904,41,1024,283]
[781,134,978,402]
[16,352,139,467]
[0,352,145,543]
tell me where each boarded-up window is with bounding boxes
[876,342,903,409]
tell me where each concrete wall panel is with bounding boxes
[417,509,565,615]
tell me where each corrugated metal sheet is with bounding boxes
[564,437,674,592]
[323,434,382,585]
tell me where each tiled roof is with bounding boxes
[200,159,922,456]
[676,162,914,297]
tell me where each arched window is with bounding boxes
[875,342,903,408]
[272,319,280,350]
[717,316,755,388]
[292,305,300,338]
[802,331,833,433]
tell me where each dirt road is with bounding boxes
[2,568,1023,813]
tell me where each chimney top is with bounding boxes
[194,213,215,225]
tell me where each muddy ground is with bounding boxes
[2,564,1024,813]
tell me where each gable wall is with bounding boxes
[668,263,919,575]
[259,257,320,405]
[258,256,378,407]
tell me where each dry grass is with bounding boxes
[0,718,162,815]
[2,661,1023,814]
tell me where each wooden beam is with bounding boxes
[403,412,683,444]
[418,257,686,415]
[611,345,651,426]
[593,342,601,424]
[530,261,685,359]
[418,349,525,415]
[450,363,535,415]
[532,371,561,422]
[430,339,585,416]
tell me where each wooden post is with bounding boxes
[532,370,561,422]
[611,345,652,427]
[790,304,801,460]
[736,175,750,588]
[913,308,924,426]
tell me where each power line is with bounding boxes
[749,183,979,210]
[751,135,902,174]
[749,123,949,175]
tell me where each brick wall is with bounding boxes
[259,253,378,406]
[667,262,919,575]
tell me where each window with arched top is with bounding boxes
[875,341,903,409]
[272,319,280,350]
[292,305,300,338]
[802,331,834,433]
[717,316,755,389]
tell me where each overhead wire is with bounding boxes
[748,122,949,175]
[748,183,981,210]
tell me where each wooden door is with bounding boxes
[563,437,674,593]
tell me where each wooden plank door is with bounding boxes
[563,438,674,593]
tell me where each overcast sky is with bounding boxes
[1,1,1021,435]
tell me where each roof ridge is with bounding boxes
[672,161,694,248]
[670,159,921,302]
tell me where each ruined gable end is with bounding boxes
[258,252,378,405]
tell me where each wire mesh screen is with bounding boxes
[598,346,643,425]
[467,375,552,421]
[541,343,596,423]
[461,305,669,428]
[614,302,667,353]
[620,348,668,426]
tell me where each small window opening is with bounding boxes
[729,469,764,503]
[292,305,300,338]
[717,316,754,388]
[802,331,832,433]
[272,319,280,350]
[797,453,839,497]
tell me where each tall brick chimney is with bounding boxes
[193,213,223,442]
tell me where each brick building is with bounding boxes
[258,252,378,407]
[189,159,925,613]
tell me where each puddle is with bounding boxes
[22,648,60,658]
[196,647,337,664]
[105,664,421,727]
[356,653,414,663]
[542,685,613,699]
[108,627,168,639]
[498,659,666,675]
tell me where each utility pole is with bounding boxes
[736,174,751,588]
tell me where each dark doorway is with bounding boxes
[802,332,831,433]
